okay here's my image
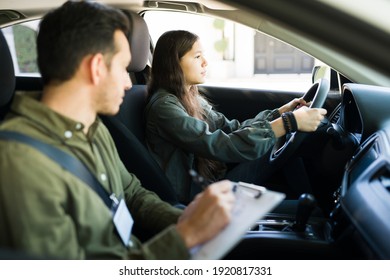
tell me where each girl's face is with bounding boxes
[179,39,208,88]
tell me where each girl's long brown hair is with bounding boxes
[148,30,225,181]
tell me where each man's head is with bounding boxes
[37,1,130,86]
[37,1,133,116]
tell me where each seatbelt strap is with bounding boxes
[0,130,112,209]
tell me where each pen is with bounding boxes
[188,169,264,198]
[189,169,238,192]
[189,169,210,190]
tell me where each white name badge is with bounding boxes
[113,199,134,247]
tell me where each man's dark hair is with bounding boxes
[37,1,130,85]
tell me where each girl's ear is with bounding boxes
[89,53,106,85]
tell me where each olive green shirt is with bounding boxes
[145,89,279,203]
[0,92,189,260]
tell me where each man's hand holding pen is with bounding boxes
[176,179,236,249]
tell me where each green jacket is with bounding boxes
[145,89,279,203]
[0,92,189,260]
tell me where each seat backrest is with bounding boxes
[0,28,42,259]
[0,29,16,121]
[100,11,179,205]
[115,85,148,142]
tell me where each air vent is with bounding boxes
[379,174,390,193]
[329,103,341,123]
[372,166,390,194]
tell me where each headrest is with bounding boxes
[0,29,15,108]
[124,11,151,73]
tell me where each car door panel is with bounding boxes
[199,85,340,122]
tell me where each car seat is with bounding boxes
[100,11,179,205]
[0,29,15,121]
[0,29,43,259]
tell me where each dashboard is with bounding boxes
[340,128,390,258]
[331,83,390,258]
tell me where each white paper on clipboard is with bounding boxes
[191,182,285,260]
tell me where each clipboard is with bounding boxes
[191,182,285,260]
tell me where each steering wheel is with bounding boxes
[269,78,330,166]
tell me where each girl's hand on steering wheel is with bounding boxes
[279,97,310,114]
[293,106,327,132]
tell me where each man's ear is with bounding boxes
[89,53,106,85]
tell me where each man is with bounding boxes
[0,1,234,259]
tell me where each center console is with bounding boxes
[225,193,339,259]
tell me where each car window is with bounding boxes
[2,20,40,77]
[143,11,324,91]
[2,14,328,91]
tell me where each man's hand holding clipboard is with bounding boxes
[187,171,285,260]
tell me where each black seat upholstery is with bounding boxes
[0,29,15,121]
[114,85,148,142]
[0,28,41,259]
[100,11,179,205]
